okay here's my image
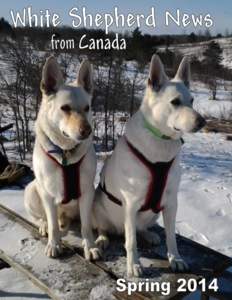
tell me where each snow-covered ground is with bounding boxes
[173,131,232,256]
[0,268,50,300]
[192,82,232,120]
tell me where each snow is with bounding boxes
[158,37,232,69]
[89,285,116,300]
[190,82,232,122]
[175,132,232,256]
[0,268,50,300]
[0,205,114,300]
[194,98,232,120]
[191,82,232,120]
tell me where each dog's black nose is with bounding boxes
[79,124,92,139]
[194,116,206,131]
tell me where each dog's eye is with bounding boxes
[61,105,71,112]
[171,98,181,106]
[84,105,90,112]
[190,98,194,105]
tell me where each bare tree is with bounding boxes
[0,38,43,160]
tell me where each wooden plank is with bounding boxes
[100,227,232,300]
[0,250,54,300]
[0,206,115,300]
[0,203,147,300]
[1,197,232,300]
[0,267,50,300]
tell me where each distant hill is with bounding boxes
[158,37,232,69]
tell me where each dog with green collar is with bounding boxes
[93,54,206,278]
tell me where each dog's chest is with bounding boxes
[34,146,83,203]
[106,139,181,212]
[132,154,181,211]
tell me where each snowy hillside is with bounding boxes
[191,82,232,120]
[158,37,232,69]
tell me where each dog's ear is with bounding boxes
[77,60,93,94]
[175,56,190,88]
[41,56,64,95]
[148,54,167,92]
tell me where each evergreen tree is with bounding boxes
[0,18,14,37]
[203,41,222,71]
[188,32,197,43]
[202,41,223,100]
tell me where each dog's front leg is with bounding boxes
[41,192,62,257]
[124,204,142,277]
[162,202,189,272]
[79,188,100,261]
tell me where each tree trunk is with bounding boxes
[104,58,113,151]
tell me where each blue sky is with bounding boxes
[1,0,232,35]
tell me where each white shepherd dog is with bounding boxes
[93,54,206,277]
[25,56,100,260]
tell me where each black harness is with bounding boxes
[100,138,174,213]
[43,146,85,204]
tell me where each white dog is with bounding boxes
[93,54,206,277]
[24,56,99,260]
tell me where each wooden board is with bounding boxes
[0,193,232,300]
[0,206,115,300]
[0,267,51,300]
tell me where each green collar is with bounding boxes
[143,117,171,140]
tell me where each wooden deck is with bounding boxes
[0,199,232,300]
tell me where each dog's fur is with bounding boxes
[93,55,206,277]
[24,56,99,260]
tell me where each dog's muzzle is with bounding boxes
[79,124,92,140]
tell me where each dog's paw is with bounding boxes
[82,239,101,261]
[45,240,63,258]
[95,235,109,251]
[168,254,189,272]
[141,231,161,246]
[127,263,143,278]
[39,219,47,237]
[90,247,101,261]
[83,246,101,261]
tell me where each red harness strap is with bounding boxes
[44,149,85,204]
[100,138,174,213]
